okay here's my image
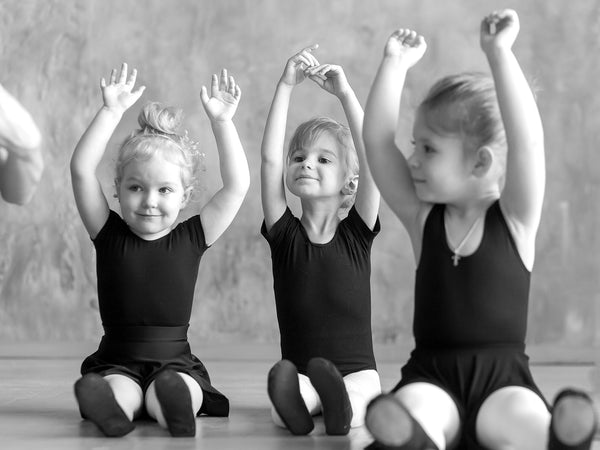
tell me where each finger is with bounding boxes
[100,77,106,88]
[132,85,146,98]
[127,68,137,86]
[200,85,210,106]
[220,68,228,91]
[109,68,117,85]
[228,75,236,94]
[308,75,325,87]
[234,84,241,100]
[211,73,219,95]
[118,63,128,84]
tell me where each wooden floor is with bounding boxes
[1,343,598,449]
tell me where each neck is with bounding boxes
[300,199,342,240]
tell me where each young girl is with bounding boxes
[70,64,249,437]
[260,46,382,436]
[0,81,43,205]
[362,10,597,450]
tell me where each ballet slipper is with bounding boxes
[74,373,135,437]
[364,393,438,449]
[307,357,352,435]
[154,370,196,437]
[267,359,314,435]
[548,388,597,450]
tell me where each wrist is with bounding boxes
[100,105,126,119]
[483,45,513,60]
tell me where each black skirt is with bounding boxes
[81,325,229,417]
[393,344,549,449]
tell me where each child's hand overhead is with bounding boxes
[200,68,241,122]
[480,9,520,53]
[306,64,352,98]
[281,45,320,87]
[100,63,145,113]
[384,29,427,68]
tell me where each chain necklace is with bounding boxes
[445,214,483,267]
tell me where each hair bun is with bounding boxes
[137,102,183,136]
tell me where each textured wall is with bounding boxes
[0,0,599,352]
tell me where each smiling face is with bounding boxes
[285,131,349,202]
[116,155,190,240]
[408,108,474,204]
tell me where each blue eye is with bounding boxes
[128,185,142,192]
[159,187,173,194]
[318,157,330,164]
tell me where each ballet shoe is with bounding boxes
[267,359,314,435]
[154,370,196,437]
[364,393,438,449]
[548,388,597,450]
[74,373,135,437]
[307,357,352,435]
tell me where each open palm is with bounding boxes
[200,69,241,122]
[101,63,145,112]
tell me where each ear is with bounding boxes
[472,146,494,177]
[113,178,120,200]
[341,174,359,196]
[180,186,193,209]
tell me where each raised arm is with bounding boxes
[261,45,319,230]
[363,30,426,231]
[307,63,380,229]
[199,69,250,246]
[481,10,545,252]
[70,63,145,238]
[0,83,43,205]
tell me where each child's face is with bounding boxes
[117,155,190,240]
[408,109,474,203]
[285,132,348,202]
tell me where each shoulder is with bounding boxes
[340,205,381,238]
[174,214,208,251]
[261,207,297,242]
[92,210,126,243]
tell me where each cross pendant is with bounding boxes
[452,253,460,266]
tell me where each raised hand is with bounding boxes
[200,68,241,122]
[100,63,145,113]
[280,45,320,87]
[384,29,427,68]
[306,64,352,98]
[481,9,520,53]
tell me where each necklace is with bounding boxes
[445,214,482,267]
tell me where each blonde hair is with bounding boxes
[115,102,202,190]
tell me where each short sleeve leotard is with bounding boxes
[393,201,547,449]
[261,206,380,376]
[80,210,229,417]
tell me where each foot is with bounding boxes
[74,373,135,437]
[267,360,314,435]
[549,388,597,450]
[307,357,352,435]
[364,393,438,449]
[154,370,196,437]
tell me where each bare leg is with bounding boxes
[476,386,549,450]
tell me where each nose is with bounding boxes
[407,151,420,169]
[302,158,313,170]
[143,191,158,208]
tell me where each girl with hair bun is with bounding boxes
[70,63,249,437]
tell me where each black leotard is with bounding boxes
[261,206,380,376]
